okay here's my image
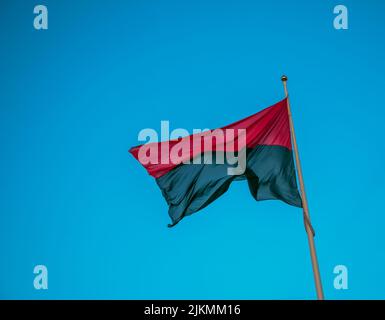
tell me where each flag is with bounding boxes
[129,98,302,227]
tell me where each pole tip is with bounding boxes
[281,75,288,82]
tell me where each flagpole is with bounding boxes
[281,75,324,300]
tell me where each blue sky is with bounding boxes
[1,0,385,299]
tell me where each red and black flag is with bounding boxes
[129,98,302,227]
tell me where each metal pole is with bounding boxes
[281,75,324,300]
